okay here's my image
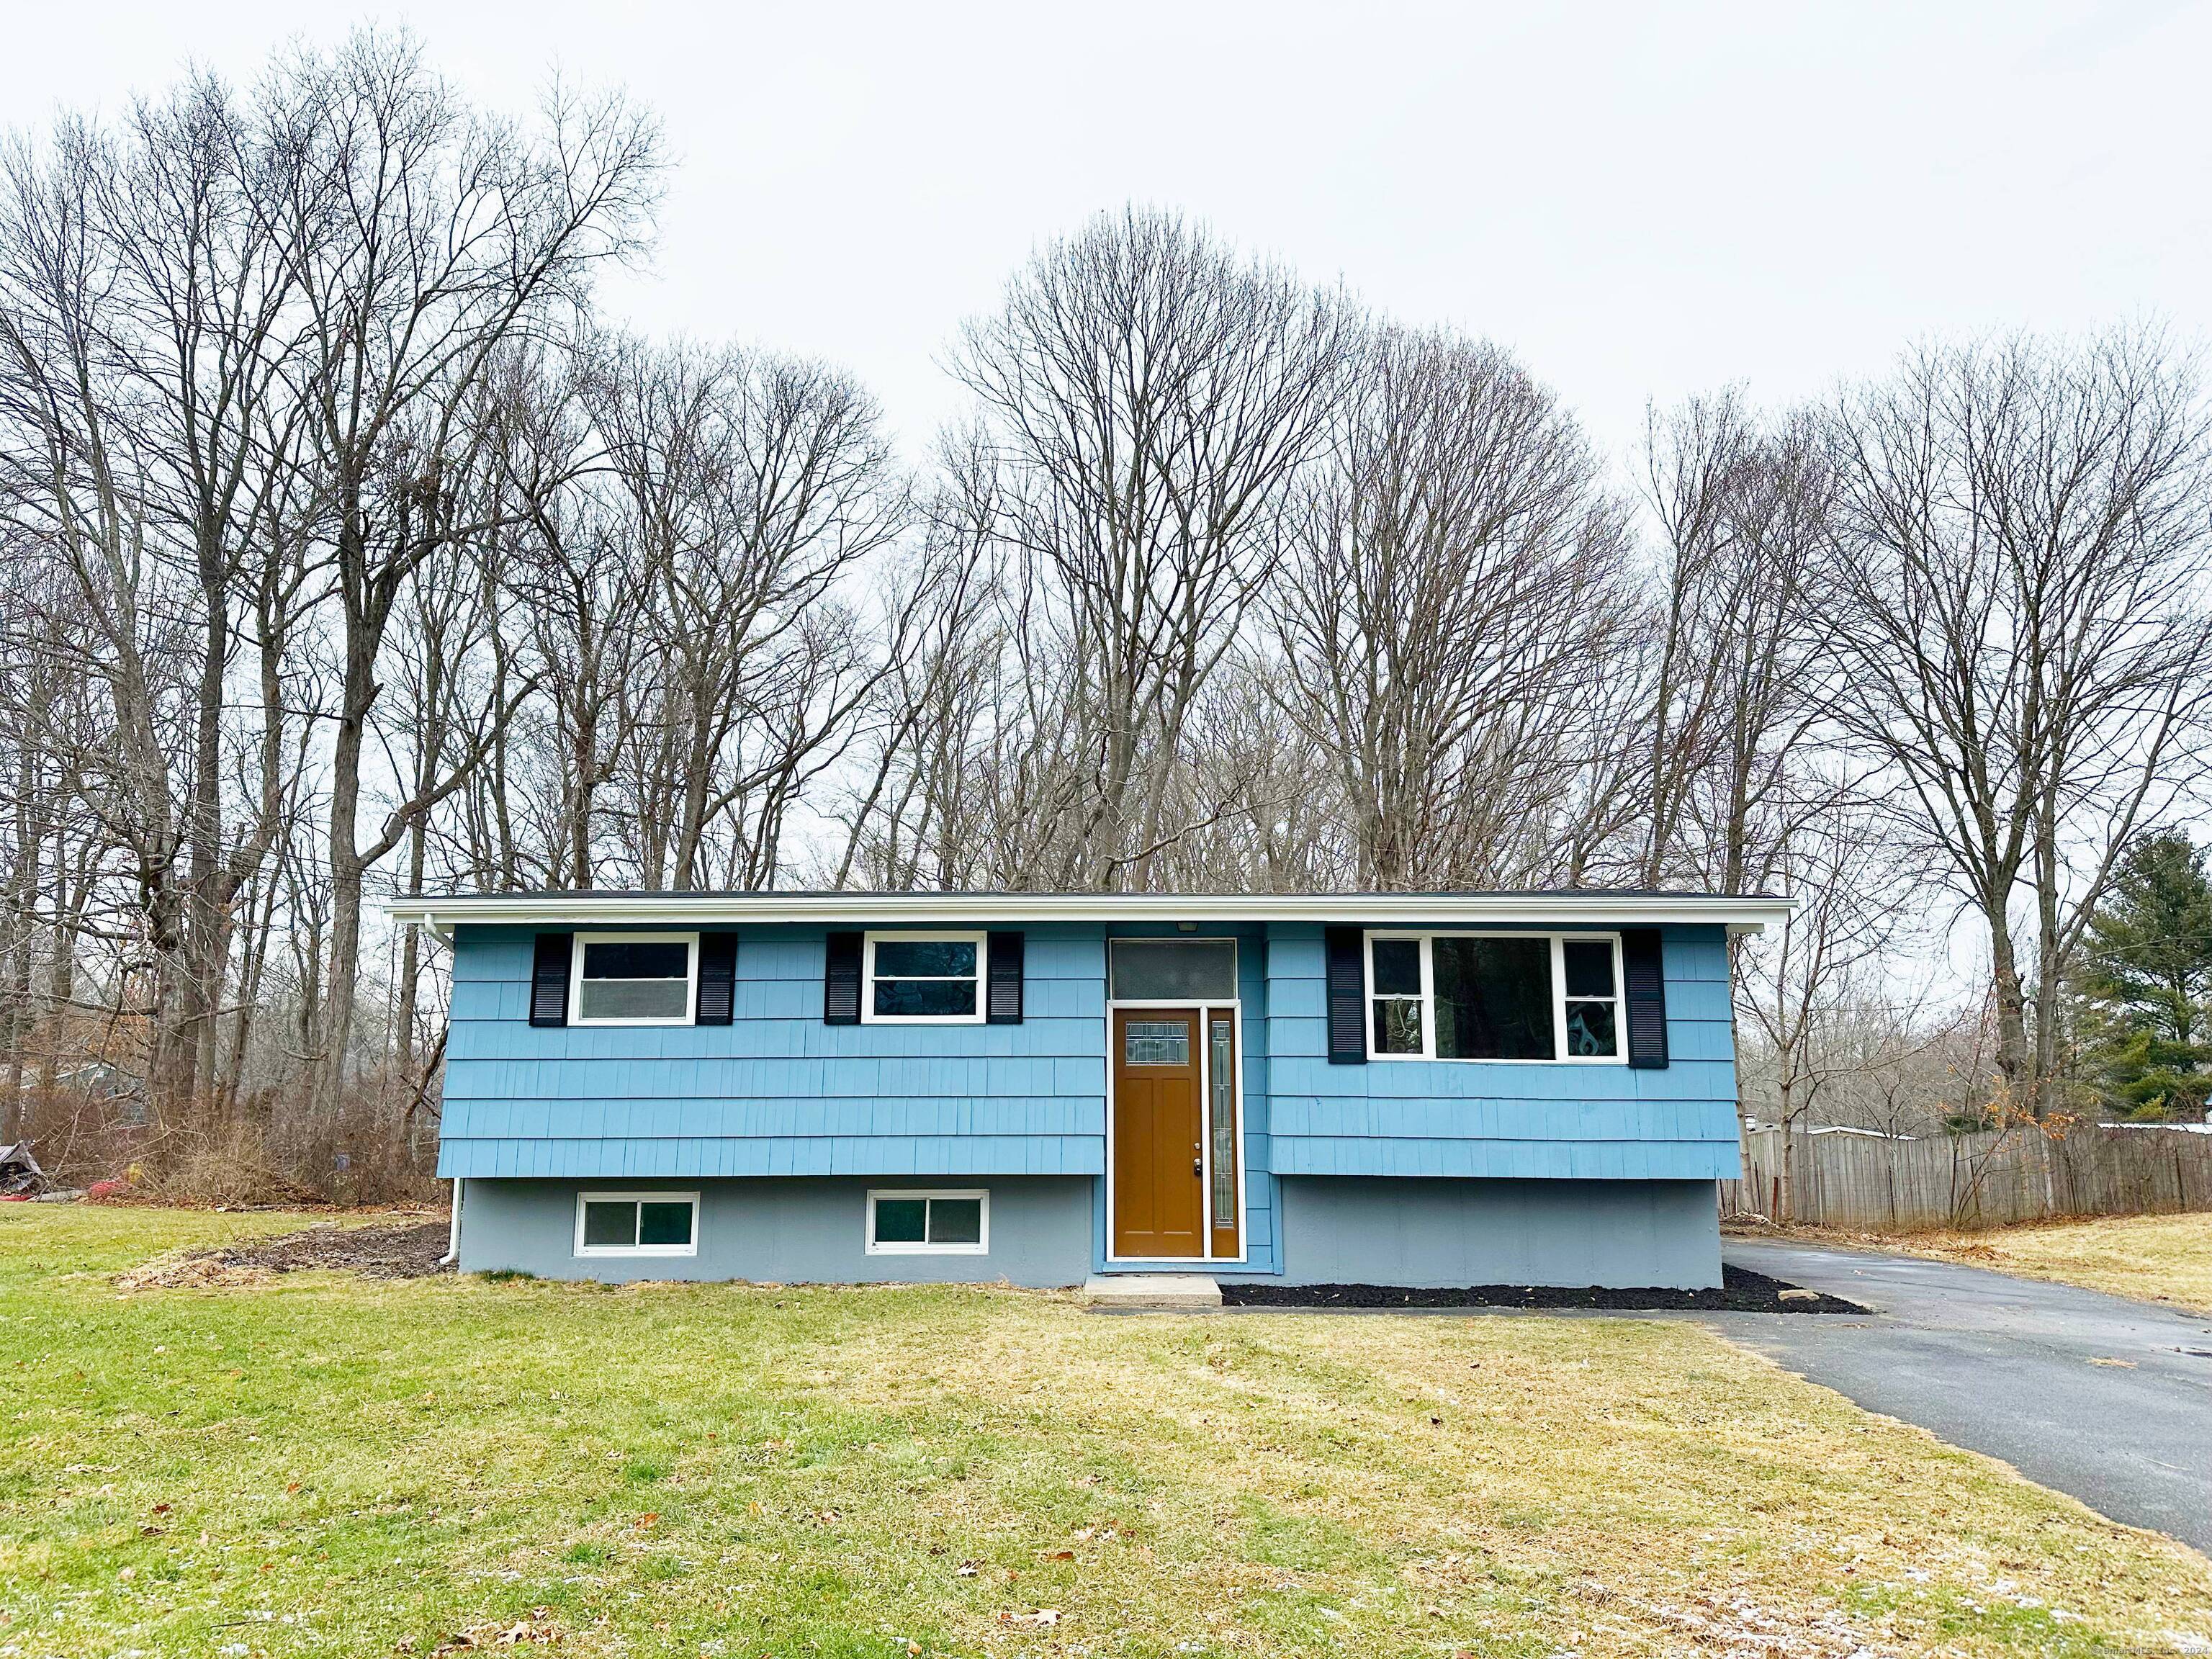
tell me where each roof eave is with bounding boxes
[385,891,1794,935]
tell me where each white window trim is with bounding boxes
[866,1188,990,1255]
[860,930,987,1025]
[573,1190,701,1257]
[1365,931,1626,1065]
[569,931,700,1028]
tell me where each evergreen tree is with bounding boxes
[2074,832,2212,1120]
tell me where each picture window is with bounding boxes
[1365,933,1624,1064]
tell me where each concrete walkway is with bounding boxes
[1716,1238,2212,1555]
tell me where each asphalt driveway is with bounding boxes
[1716,1238,2212,1555]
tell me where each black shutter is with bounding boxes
[986,930,1025,1024]
[696,932,737,1025]
[1323,926,1367,1065]
[529,931,572,1028]
[1622,927,1669,1069]
[824,930,863,1025]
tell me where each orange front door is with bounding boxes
[1112,1009,1204,1258]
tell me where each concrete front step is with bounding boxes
[1083,1273,1222,1310]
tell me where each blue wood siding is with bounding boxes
[440,924,1107,1182]
[1260,922,1742,1182]
[438,916,1743,1202]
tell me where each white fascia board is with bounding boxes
[386,891,1794,934]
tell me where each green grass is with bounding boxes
[1,1206,2208,1658]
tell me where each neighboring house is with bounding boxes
[388,890,1790,1289]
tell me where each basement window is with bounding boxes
[866,1190,989,1255]
[574,1192,699,1257]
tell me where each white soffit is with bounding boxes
[387,891,1794,936]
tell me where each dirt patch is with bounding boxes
[114,1254,277,1290]
[1219,1264,1869,1313]
[117,1218,453,1289]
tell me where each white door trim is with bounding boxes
[1105,997,1249,1267]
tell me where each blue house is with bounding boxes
[389,891,1788,1289]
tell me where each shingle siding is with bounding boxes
[440,923,1111,1182]
[437,916,1742,1206]
[1258,922,1741,1182]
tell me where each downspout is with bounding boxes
[415,908,465,1269]
[441,1175,464,1267]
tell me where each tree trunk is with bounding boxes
[1984,900,2034,1112]
[395,817,426,1073]
[318,613,377,1125]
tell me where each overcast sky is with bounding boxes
[6,1,2207,472]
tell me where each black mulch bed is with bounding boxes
[1219,1264,1868,1314]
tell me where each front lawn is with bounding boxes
[2,1207,2207,1658]
[1802,1212,2212,1316]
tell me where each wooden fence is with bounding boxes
[1720,1123,2212,1231]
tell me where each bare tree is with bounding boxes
[1735,790,1933,1215]
[944,209,1352,888]
[1632,395,1839,894]
[479,343,644,889]
[1819,331,2212,1115]
[100,76,311,1110]
[0,118,201,1123]
[377,503,509,1092]
[270,32,660,1106]
[590,336,904,891]
[822,508,999,891]
[1269,323,1635,889]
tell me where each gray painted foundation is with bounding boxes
[1244,1176,1723,1290]
[459,1175,1094,1287]
[458,1173,1722,1290]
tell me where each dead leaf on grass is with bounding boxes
[430,1608,563,1652]
[998,1608,1061,1627]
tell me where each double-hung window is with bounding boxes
[1366,932,1623,1063]
[863,932,985,1022]
[570,932,698,1026]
